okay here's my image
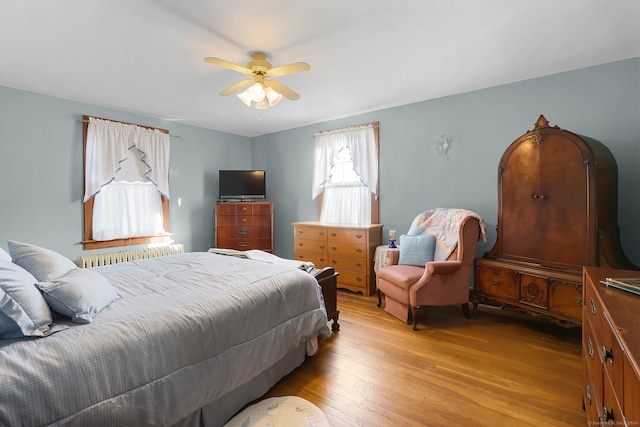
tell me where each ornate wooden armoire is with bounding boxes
[473,115,636,326]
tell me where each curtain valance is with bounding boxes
[83,117,170,202]
[312,124,378,200]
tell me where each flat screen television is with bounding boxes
[218,170,266,200]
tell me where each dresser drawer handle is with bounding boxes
[587,338,594,359]
[492,279,500,285]
[319,258,326,263]
[575,297,582,306]
[356,277,362,282]
[297,230,303,234]
[319,232,325,236]
[241,206,247,212]
[603,405,614,421]
[331,260,337,265]
[331,246,337,251]
[241,218,247,223]
[238,230,250,235]
[298,242,304,247]
[319,245,325,249]
[355,234,363,239]
[356,248,363,254]
[356,263,363,268]
[585,381,592,405]
[589,298,596,316]
[239,242,250,247]
[601,346,613,364]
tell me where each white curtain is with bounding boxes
[83,117,170,201]
[319,182,371,225]
[312,124,377,200]
[83,117,170,241]
[92,182,164,241]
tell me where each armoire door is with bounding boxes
[499,129,592,271]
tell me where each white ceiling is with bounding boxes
[2,1,639,137]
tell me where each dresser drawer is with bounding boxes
[217,238,271,251]
[217,226,271,239]
[217,203,271,216]
[294,225,328,241]
[294,238,328,254]
[475,263,518,301]
[327,255,367,273]
[328,242,366,258]
[328,228,368,243]
[549,278,582,321]
[294,250,328,267]
[338,270,368,290]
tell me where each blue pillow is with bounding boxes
[37,269,118,324]
[398,234,436,267]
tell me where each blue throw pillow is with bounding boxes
[398,234,436,267]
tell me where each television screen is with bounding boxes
[218,170,266,200]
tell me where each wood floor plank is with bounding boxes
[261,291,585,426]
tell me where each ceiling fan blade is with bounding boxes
[266,80,300,100]
[268,62,311,77]
[204,57,252,75]
[219,79,253,96]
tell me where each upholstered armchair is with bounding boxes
[376,208,486,330]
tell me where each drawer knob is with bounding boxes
[356,277,362,282]
[356,248,363,254]
[241,218,247,223]
[241,207,247,212]
[319,245,325,249]
[356,263,363,267]
[238,230,250,235]
[297,230,303,234]
[587,338,594,359]
[603,405,614,421]
[319,232,325,236]
[239,242,250,247]
[331,233,337,237]
[575,297,582,306]
[355,234,363,239]
[331,246,337,251]
[589,298,596,316]
[492,279,500,285]
[601,346,613,364]
[584,381,592,404]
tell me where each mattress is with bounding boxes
[0,252,331,426]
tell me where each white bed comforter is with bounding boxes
[0,252,331,426]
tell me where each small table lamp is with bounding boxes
[389,229,397,248]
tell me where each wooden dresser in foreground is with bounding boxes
[293,222,383,296]
[215,201,273,252]
[582,266,640,425]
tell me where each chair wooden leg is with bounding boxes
[410,306,419,330]
[461,303,471,319]
[376,288,382,307]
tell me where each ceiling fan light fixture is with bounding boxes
[237,90,253,107]
[248,83,266,102]
[265,86,283,106]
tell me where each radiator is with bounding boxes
[76,244,184,268]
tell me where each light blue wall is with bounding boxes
[252,58,640,266]
[0,85,252,259]
[1,58,639,266]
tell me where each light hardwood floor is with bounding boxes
[262,290,585,427]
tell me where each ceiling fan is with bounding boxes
[204,51,310,108]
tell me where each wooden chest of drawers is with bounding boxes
[215,202,273,252]
[473,258,583,326]
[582,266,640,425]
[293,222,382,296]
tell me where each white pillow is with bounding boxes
[8,240,78,282]
[0,247,11,262]
[0,259,56,338]
[37,269,118,324]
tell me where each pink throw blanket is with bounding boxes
[407,208,487,261]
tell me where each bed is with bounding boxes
[0,242,331,426]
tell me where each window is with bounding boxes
[313,122,379,225]
[82,116,171,250]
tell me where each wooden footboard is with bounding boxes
[312,267,340,331]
